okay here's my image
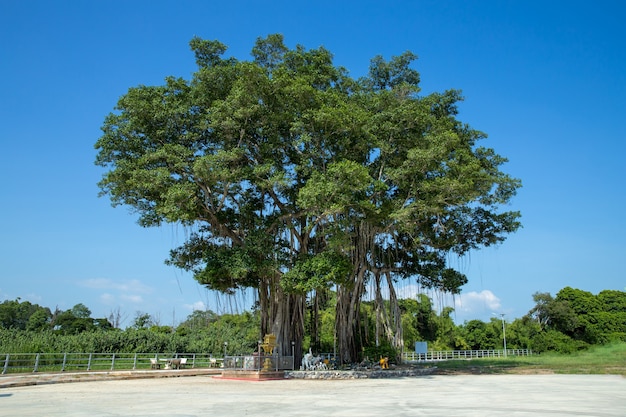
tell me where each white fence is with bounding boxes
[402,349,532,362]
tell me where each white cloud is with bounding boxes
[121,294,144,303]
[183,301,207,312]
[24,293,43,302]
[441,290,510,323]
[0,289,44,304]
[100,293,115,304]
[79,278,153,294]
[79,278,152,310]
[453,290,501,315]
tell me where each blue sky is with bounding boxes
[1,1,624,327]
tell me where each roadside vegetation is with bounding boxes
[1,285,625,376]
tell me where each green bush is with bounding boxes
[362,343,398,364]
[531,329,588,354]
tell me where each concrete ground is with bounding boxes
[1,373,625,416]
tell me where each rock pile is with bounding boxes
[285,367,436,380]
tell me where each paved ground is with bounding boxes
[0,368,222,389]
[1,372,625,416]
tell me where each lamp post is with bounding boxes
[223,341,228,359]
[498,313,507,357]
[258,340,262,371]
[291,341,295,370]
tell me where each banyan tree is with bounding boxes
[95,34,521,364]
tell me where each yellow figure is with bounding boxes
[379,356,389,369]
[260,333,277,355]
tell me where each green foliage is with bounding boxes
[525,287,626,350]
[0,309,261,355]
[530,330,588,354]
[50,304,113,335]
[0,299,51,330]
[317,303,336,352]
[297,160,374,212]
[433,307,458,349]
[503,316,539,350]
[362,343,398,364]
[399,295,438,346]
[26,309,52,331]
[70,303,92,319]
[282,251,353,293]
[460,319,499,350]
[598,290,626,311]
[178,309,218,331]
[131,312,153,329]
[95,34,522,362]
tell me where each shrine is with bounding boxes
[219,333,287,381]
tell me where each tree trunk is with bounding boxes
[310,291,318,352]
[374,270,393,346]
[334,221,375,364]
[269,278,305,364]
[258,277,271,340]
[335,267,367,364]
[385,271,404,359]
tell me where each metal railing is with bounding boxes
[223,354,295,371]
[0,352,223,375]
[402,349,532,362]
[1,349,530,374]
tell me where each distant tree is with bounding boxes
[526,287,626,350]
[26,308,52,331]
[94,318,114,331]
[0,298,51,330]
[598,290,626,312]
[71,303,92,319]
[504,316,540,350]
[49,303,113,335]
[553,287,598,343]
[399,295,438,347]
[462,319,498,350]
[179,309,218,331]
[131,312,153,329]
[432,306,460,350]
[149,324,173,334]
[528,292,554,329]
[597,292,626,338]
[556,287,601,315]
[53,311,92,335]
[415,294,439,342]
[108,307,127,328]
[399,299,421,349]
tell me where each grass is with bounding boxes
[426,342,626,377]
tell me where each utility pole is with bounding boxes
[499,313,507,357]
[493,312,507,357]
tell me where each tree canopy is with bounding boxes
[528,287,626,347]
[95,34,521,363]
[0,298,51,331]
